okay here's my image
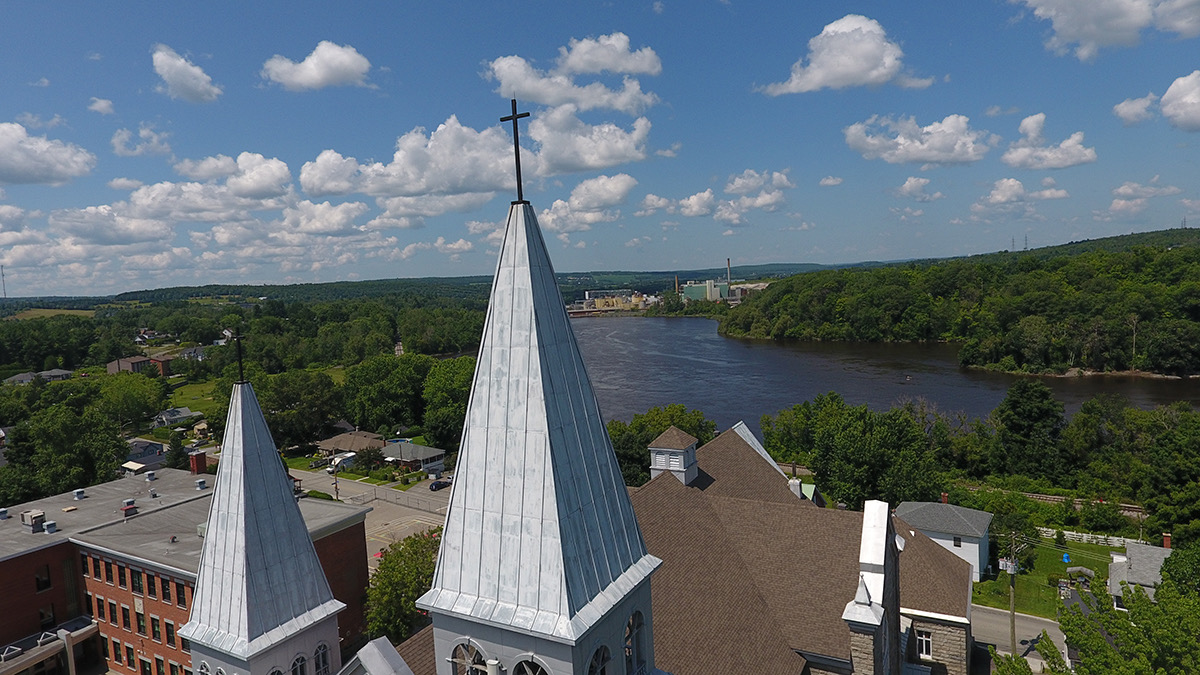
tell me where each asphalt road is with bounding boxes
[971,603,1067,665]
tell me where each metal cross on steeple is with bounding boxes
[500,99,530,203]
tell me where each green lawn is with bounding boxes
[973,538,1119,619]
[170,380,223,419]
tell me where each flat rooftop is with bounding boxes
[2,468,370,573]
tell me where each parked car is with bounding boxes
[429,480,451,491]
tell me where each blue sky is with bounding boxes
[1,1,1198,296]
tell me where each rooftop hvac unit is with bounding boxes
[43,521,57,534]
[122,498,135,507]
[0,508,8,520]
[74,488,86,500]
[196,479,207,490]
[145,471,157,481]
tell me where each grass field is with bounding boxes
[974,538,1120,619]
[170,380,223,419]
[7,308,95,320]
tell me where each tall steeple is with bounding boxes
[180,382,343,675]
[418,106,660,673]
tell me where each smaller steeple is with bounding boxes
[648,426,698,486]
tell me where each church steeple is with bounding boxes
[417,110,660,672]
[180,382,343,675]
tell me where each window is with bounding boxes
[160,577,170,603]
[112,640,122,664]
[96,596,106,621]
[109,601,118,624]
[105,561,114,584]
[82,553,90,576]
[216,669,225,675]
[165,622,175,647]
[449,645,484,675]
[269,669,283,675]
[513,663,547,675]
[122,606,131,630]
[85,593,94,617]
[175,582,187,608]
[101,636,109,659]
[291,656,307,675]
[156,658,166,675]
[587,646,610,675]
[314,644,330,675]
[147,575,157,598]
[35,564,52,592]
[39,605,56,630]
[953,536,962,548]
[125,645,135,670]
[197,663,210,675]
[92,556,102,578]
[180,637,190,654]
[916,630,932,659]
[136,611,146,635]
[151,617,161,641]
[141,658,153,675]
[118,566,127,588]
[625,612,645,675]
[132,571,143,594]
[170,663,180,675]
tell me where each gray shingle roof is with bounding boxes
[895,501,993,538]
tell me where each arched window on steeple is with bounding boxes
[512,661,547,675]
[449,643,485,675]
[624,612,645,674]
[313,644,330,675]
[290,655,307,675]
[587,646,610,675]
[197,663,210,675]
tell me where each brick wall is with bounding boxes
[0,541,80,645]
[909,618,968,675]
[313,519,369,652]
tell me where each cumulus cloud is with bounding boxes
[762,15,931,95]
[1015,0,1200,61]
[1161,70,1200,131]
[972,177,1068,219]
[17,113,65,129]
[88,97,114,114]
[488,56,658,114]
[896,176,944,201]
[1114,92,1160,124]
[636,168,792,225]
[556,33,662,75]
[108,177,144,190]
[261,41,372,91]
[226,152,292,199]
[49,204,173,245]
[396,236,473,260]
[529,105,650,174]
[714,189,787,225]
[539,173,637,233]
[986,105,1020,117]
[153,44,222,103]
[1111,177,1182,213]
[0,123,96,185]
[844,114,995,166]
[111,125,171,157]
[725,169,793,194]
[280,200,368,235]
[1000,113,1097,169]
[679,189,716,217]
[174,155,238,181]
[819,176,843,186]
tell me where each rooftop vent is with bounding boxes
[21,509,45,533]
[74,488,85,500]
[149,488,158,499]
[0,508,8,520]
[196,479,207,491]
[145,471,156,481]
[43,520,57,534]
[122,498,135,508]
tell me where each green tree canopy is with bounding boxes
[365,526,441,643]
[343,354,436,432]
[422,356,475,452]
[994,380,1065,481]
[606,404,717,487]
[1060,581,1200,675]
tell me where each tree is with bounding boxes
[606,404,717,487]
[256,369,341,452]
[759,393,847,465]
[1161,541,1200,596]
[164,430,189,469]
[422,356,475,451]
[5,405,127,496]
[993,380,1065,481]
[96,372,168,430]
[343,354,435,432]
[988,632,1068,674]
[1059,581,1200,675]
[366,526,442,643]
[986,491,1039,572]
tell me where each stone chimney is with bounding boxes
[1163,533,1172,549]
[648,426,699,486]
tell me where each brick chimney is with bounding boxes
[189,450,207,475]
[1163,533,1172,549]
[941,492,949,504]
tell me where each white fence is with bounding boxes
[344,486,446,513]
[1035,527,1146,548]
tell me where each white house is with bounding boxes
[896,501,993,582]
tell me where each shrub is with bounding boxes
[1055,530,1067,548]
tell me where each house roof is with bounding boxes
[318,430,384,454]
[894,501,993,538]
[418,201,659,645]
[381,441,444,463]
[894,518,972,618]
[1109,542,1172,598]
[179,382,344,659]
[648,426,696,450]
[394,626,435,675]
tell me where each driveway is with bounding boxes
[971,603,1067,668]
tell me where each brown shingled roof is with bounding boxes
[895,517,972,618]
[395,624,436,675]
[694,428,809,505]
[648,425,698,450]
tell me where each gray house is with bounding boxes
[1109,542,1173,606]
[895,501,993,582]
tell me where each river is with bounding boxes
[570,316,1200,437]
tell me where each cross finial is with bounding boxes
[500,99,531,203]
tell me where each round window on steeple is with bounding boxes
[449,644,485,675]
[513,661,547,675]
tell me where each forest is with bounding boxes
[720,228,1200,376]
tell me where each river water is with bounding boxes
[571,316,1200,437]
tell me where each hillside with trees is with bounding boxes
[721,228,1200,376]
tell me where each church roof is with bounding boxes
[179,382,344,659]
[418,201,659,644]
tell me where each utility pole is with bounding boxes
[1008,531,1029,655]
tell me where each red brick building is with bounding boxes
[0,470,370,675]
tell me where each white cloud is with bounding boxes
[556,33,662,75]
[0,123,96,185]
[88,98,114,115]
[625,236,652,247]
[0,205,28,228]
[986,105,1020,117]
[396,237,473,260]
[530,105,650,174]
[762,15,931,95]
[174,155,238,181]
[896,176,944,201]
[466,218,506,246]
[48,204,171,245]
[261,41,372,91]
[488,55,658,115]
[111,125,171,157]
[972,177,1067,220]
[844,114,994,166]
[280,200,368,235]
[1015,0,1200,61]
[679,189,715,216]
[226,152,292,199]
[1113,92,1159,124]
[1000,113,1097,169]
[17,113,65,129]
[635,193,673,217]
[1112,178,1182,198]
[714,189,787,225]
[108,177,144,190]
[152,44,222,103]
[724,169,793,194]
[369,193,494,229]
[819,176,843,186]
[539,173,636,233]
[1161,70,1200,131]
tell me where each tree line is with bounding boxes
[721,232,1200,376]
